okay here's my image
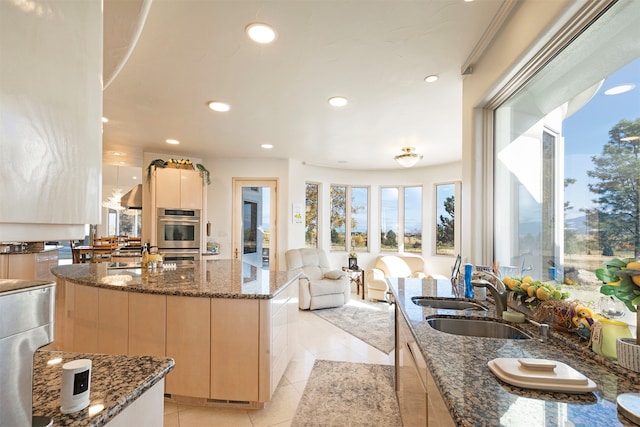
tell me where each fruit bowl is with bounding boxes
[503,276,570,305]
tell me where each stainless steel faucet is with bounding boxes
[471,270,508,318]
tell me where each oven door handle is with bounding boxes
[158,217,200,223]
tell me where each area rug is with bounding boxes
[291,360,401,427]
[312,298,394,354]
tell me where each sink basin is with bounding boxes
[411,297,487,311]
[426,317,532,340]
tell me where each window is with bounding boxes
[492,0,639,323]
[330,185,369,252]
[435,183,456,256]
[380,186,422,253]
[404,186,422,253]
[305,182,319,248]
[107,209,141,238]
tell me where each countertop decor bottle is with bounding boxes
[464,263,474,299]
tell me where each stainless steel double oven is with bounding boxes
[157,208,201,262]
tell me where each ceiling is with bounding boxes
[102,0,506,181]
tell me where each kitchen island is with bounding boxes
[33,350,174,427]
[390,277,640,426]
[51,260,299,407]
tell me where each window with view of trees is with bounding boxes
[492,0,638,325]
[380,186,422,253]
[305,182,319,248]
[330,185,369,252]
[436,183,455,255]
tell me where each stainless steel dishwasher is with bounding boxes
[0,280,55,427]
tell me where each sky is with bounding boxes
[562,57,640,219]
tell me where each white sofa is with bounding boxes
[285,248,351,310]
[366,254,447,301]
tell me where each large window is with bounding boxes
[305,182,319,248]
[330,185,369,252]
[380,186,422,253]
[493,0,639,323]
[435,183,457,256]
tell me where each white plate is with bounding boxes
[488,358,597,393]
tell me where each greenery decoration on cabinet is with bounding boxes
[146,158,211,185]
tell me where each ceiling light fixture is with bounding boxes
[328,96,348,107]
[246,23,277,44]
[261,143,273,149]
[102,117,109,123]
[166,139,180,145]
[424,75,439,83]
[394,147,423,168]
[208,101,231,112]
[604,84,635,95]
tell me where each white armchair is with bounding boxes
[366,254,447,301]
[285,248,351,310]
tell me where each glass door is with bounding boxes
[232,179,277,269]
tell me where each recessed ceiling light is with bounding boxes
[328,96,348,107]
[208,101,231,112]
[102,117,109,123]
[604,84,635,95]
[261,144,273,149]
[166,139,180,145]
[246,23,277,44]
[113,152,122,156]
[424,75,439,83]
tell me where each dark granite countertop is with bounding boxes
[51,259,299,299]
[389,277,640,427]
[32,350,174,427]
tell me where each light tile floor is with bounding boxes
[164,294,394,427]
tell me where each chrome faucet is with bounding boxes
[471,270,508,318]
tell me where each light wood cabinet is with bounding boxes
[396,305,428,426]
[129,293,166,357]
[210,298,260,401]
[7,253,35,280]
[0,255,8,279]
[166,295,211,398]
[72,284,99,353]
[98,288,129,355]
[58,278,297,405]
[155,168,203,209]
[0,250,59,281]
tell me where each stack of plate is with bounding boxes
[488,358,596,393]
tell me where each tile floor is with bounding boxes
[163,295,394,427]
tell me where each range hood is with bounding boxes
[120,184,142,209]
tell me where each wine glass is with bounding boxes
[599,296,625,319]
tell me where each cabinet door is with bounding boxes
[210,298,259,401]
[129,293,166,357]
[180,169,203,209]
[166,295,210,398]
[0,255,8,279]
[155,168,181,208]
[7,253,35,280]
[73,285,99,353]
[97,288,128,355]
[396,307,427,426]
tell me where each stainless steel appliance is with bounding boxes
[157,208,201,250]
[161,248,199,265]
[0,280,55,427]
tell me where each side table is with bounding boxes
[342,267,366,300]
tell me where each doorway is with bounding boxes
[232,179,277,269]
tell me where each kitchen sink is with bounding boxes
[426,317,532,340]
[411,297,487,311]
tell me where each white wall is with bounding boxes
[242,160,462,275]
[0,1,103,242]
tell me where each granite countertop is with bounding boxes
[51,259,299,299]
[33,350,174,427]
[389,277,640,427]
